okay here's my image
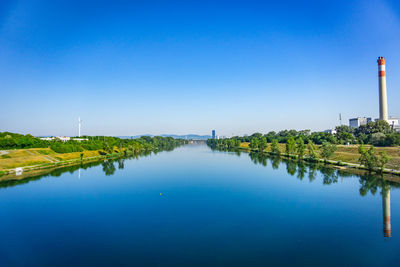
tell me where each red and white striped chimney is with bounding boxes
[382,189,391,238]
[377,57,388,121]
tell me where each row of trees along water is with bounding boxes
[211,120,399,147]
[207,122,399,174]
[247,151,398,195]
[0,132,186,154]
[1,151,398,196]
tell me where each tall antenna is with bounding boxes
[78,117,82,137]
[339,113,342,126]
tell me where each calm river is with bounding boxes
[0,144,399,266]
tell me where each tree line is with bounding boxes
[207,136,339,162]
[0,132,187,154]
[209,120,400,147]
[207,124,397,174]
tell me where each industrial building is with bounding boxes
[40,136,71,142]
[324,129,337,135]
[349,117,372,128]
[387,117,400,131]
[212,130,216,139]
[348,57,399,132]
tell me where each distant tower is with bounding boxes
[377,57,388,121]
[382,188,391,238]
[78,117,82,137]
[212,130,216,139]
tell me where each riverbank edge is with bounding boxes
[0,152,126,181]
[233,146,400,177]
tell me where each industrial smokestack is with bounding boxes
[382,188,391,238]
[377,57,388,121]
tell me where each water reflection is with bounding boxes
[0,150,158,189]
[233,149,399,238]
[102,160,116,176]
[118,159,125,169]
[383,187,391,237]
[2,147,399,239]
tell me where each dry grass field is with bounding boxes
[0,148,103,171]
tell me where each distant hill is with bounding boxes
[161,134,212,140]
[117,134,212,140]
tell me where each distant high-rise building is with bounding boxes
[349,117,371,128]
[212,130,216,139]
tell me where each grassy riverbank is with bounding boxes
[0,133,187,177]
[0,147,127,177]
[236,142,400,174]
[0,148,102,170]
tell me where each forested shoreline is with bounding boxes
[0,132,187,154]
[207,121,400,174]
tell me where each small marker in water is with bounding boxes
[160,193,162,196]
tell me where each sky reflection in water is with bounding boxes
[0,144,399,266]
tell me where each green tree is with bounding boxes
[251,133,263,139]
[307,140,318,161]
[377,151,390,173]
[270,139,281,155]
[103,143,113,154]
[250,138,260,150]
[374,120,392,133]
[358,144,378,172]
[234,139,241,148]
[286,137,296,155]
[335,125,354,144]
[370,133,386,146]
[296,137,306,159]
[258,137,268,152]
[320,142,337,161]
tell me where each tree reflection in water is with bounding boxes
[118,159,125,169]
[320,166,338,185]
[286,160,297,176]
[1,147,399,238]
[102,160,116,176]
[236,149,399,238]
[297,162,307,180]
[270,156,280,170]
[308,163,318,183]
[0,150,162,189]
[249,152,268,167]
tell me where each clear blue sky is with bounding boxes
[1,0,400,136]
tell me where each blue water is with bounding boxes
[0,144,399,266]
